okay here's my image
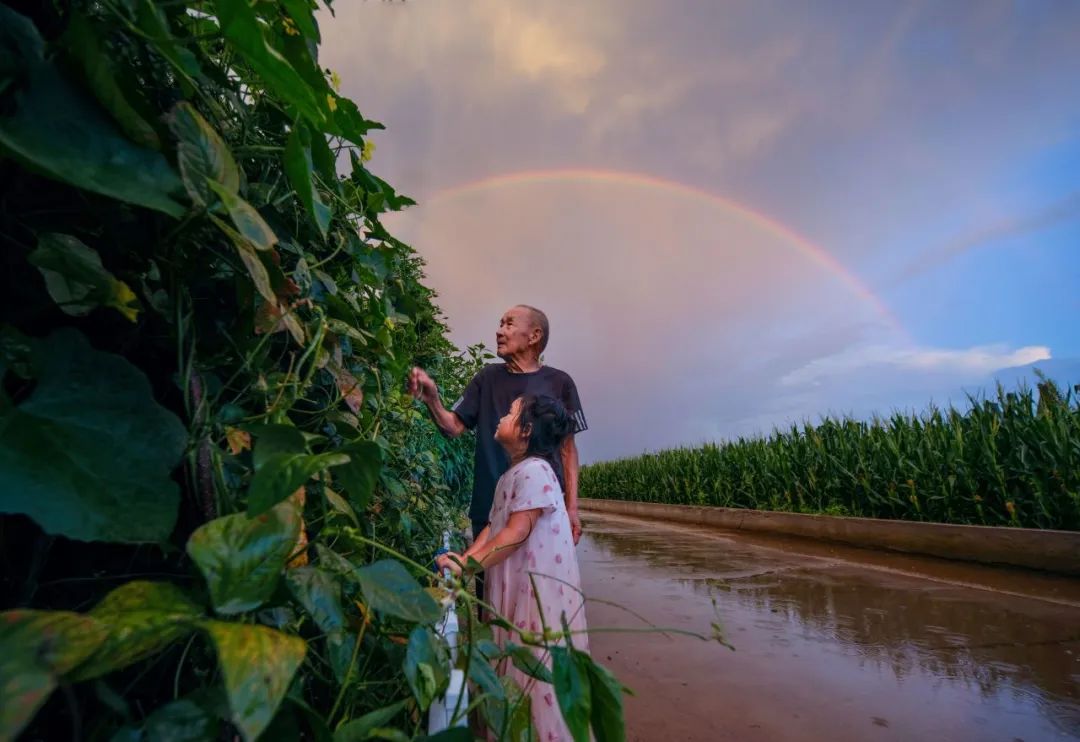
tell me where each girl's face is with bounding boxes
[495,397,530,452]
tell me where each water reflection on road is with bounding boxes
[578,512,1080,741]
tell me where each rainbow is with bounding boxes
[426,168,908,339]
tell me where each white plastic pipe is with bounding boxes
[429,531,469,733]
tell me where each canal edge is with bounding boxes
[579,499,1080,577]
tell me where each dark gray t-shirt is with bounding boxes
[452,363,587,524]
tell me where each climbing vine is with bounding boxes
[0,1,626,740]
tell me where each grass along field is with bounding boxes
[580,379,1080,530]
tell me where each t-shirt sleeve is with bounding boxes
[508,460,561,514]
[561,375,588,435]
[450,370,482,430]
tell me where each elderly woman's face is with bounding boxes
[496,307,536,359]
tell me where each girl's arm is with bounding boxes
[439,509,541,574]
[471,509,541,570]
[462,524,492,559]
[437,512,539,575]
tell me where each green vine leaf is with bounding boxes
[585,655,628,742]
[482,676,533,742]
[279,29,330,95]
[348,152,415,212]
[69,581,202,682]
[250,423,311,467]
[326,631,357,685]
[134,0,202,81]
[204,620,306,742]
[352,559,441,624]
[0,325,33,381]
[168,102,239,206]
[551,646,592,742]
[186,501,302,615]
[285,566,346,633]
[139,696,220,742]
[61,11,161,149]
[323,487,360,528]
[207,180,278,252]
[328,95,384,146]
[467,646,505,702]
[212,0,324,126]
[403,626,449,712]
[313,542,358,581]
[248,451,350,516]
[0,6,186,217]
[285,124,332,238]
[0,610,107,740]
[332,440,383,510]
[505,642,553,685]
[280,0,321,42]
[213,215,277,303]
[0,329,186,543]
[326,318,369,347]
[332,699,410,742]
[286,566,356,682]
[28,233,141,322]
[309,126,340,195]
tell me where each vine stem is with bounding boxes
[18,534,54,607]
[328,613,368,724]
[265,352,297,416]
[60,683,81,742]
[172,634,197,699]
[305,237,346,270]
[339,530,433,575]
[449,601,474,726]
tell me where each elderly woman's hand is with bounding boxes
[408,367,438,403]
[568,507,582,545]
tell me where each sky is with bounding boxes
[317,0,1080,464]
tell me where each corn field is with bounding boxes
[581,380,1080,530]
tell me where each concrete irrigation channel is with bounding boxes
[576,508,1080,742]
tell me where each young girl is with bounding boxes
[437,394,588,742]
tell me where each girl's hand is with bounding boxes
[436,551,464,576]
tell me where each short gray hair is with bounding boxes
[517,305,549,353]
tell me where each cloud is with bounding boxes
[317,1,841,184]
[780,344,1051,387]
[318,0,611,115]
[491,8,605,80]
[472,2,610,114]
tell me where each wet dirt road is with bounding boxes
[578,512,1080,742]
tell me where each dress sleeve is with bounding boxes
[507,460,562,514]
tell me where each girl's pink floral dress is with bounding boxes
[486,456,589,742]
